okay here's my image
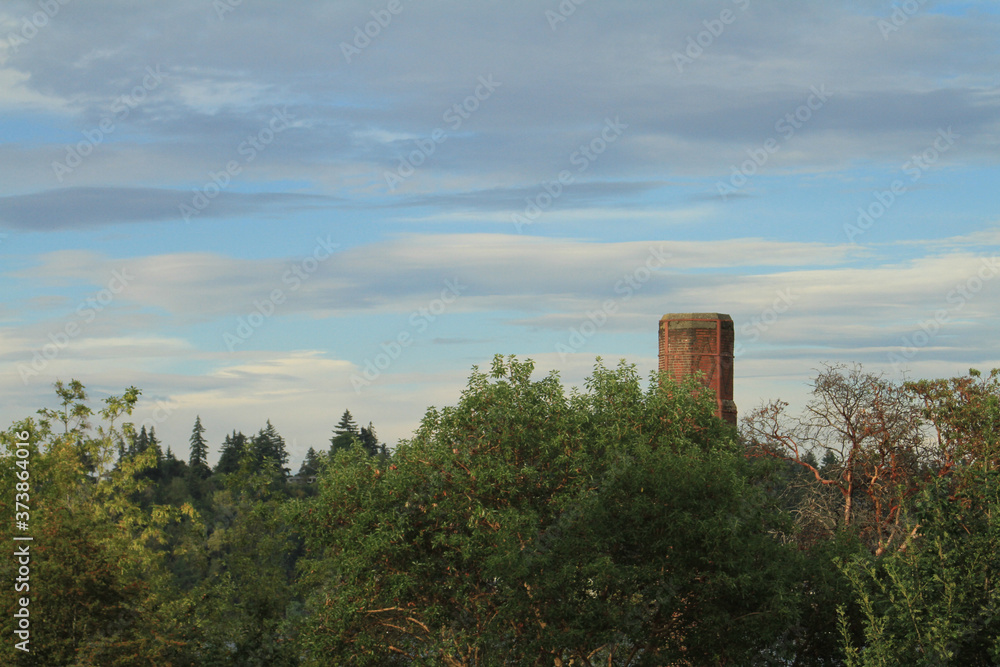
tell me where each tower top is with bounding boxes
[660,313,733,321]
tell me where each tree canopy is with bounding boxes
[3,363,999,665]
[294,356,799,665]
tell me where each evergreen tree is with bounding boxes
[160,445,187,480]
[132,425,150,458]
[251,420,289,476]
[329,410,360,455]
[359,421,386,457]
[116,436,127,465]
[216,430,248,475]
[298,447,321,477]
[188,415,211,479]
[143,426,164,481]
[148,426,164,464]
[820,450,839,474]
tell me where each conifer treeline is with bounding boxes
[126,408,386,482]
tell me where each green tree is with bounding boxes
[251,419,289,476]
[187,468,302,665]
[328,409,360,455]
[295,356,798,665]
[838,368,1000,665]
[148,426,163,462]
[131,425,149,457]
[216,430,248,475]
[359,421,386,458]
[0,382,200,665]
[36,378,92,435]
[297,447,321,477]
[839,469,1000,666]
[36,380,96,473]
[188,415,212,479]
[906,368,1000,475]
[161,445,188,479]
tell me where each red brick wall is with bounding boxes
[658,313,736,424]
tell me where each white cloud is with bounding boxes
[0,67,71,112]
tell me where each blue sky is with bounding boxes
[1,0,998,467]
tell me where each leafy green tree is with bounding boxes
[36,378,92,435]
[839,469,1000,666]
[0,382,200,665]
[295,356,798,665]
[187,458,302,665]
[188,415,212,479]
[36,380,97,474]
[126,425,163,482]
[837,368,1000,665]
[906,368,1000,475]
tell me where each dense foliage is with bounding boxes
[295,357,796,665]
[0,361,997,665]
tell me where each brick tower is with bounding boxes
[658,313,736,425]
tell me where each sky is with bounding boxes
[1,0,998,468]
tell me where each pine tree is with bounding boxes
[161,445,187,479]
[148,427,163,464]
[329,410,360,455]
[188,415,211,479]
[131,425,150,458]
[820,450,839,474]
[145,427,164,481]
[216,430,247,475]
[298,447,321,477]
[251,420,289,476]
[359,421,385,457]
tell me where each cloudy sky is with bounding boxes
[1,0,998,466]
